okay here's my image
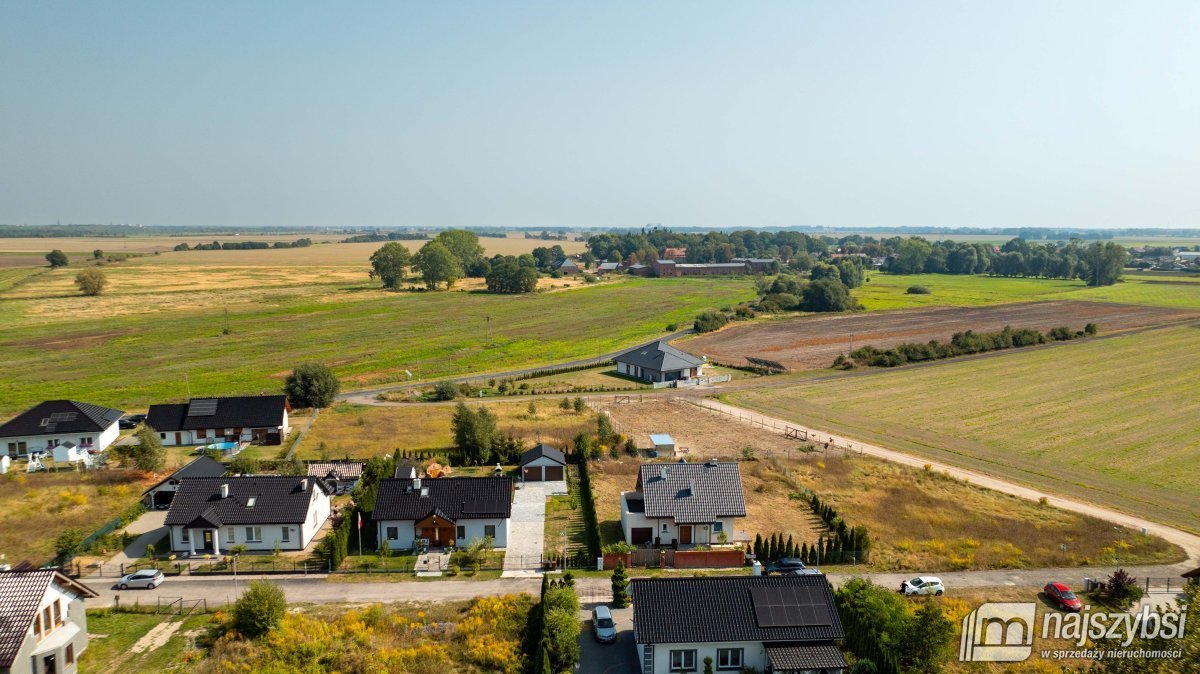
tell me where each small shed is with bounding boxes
[0,455,9,474]
[649,434,676,457]
[52,442,90,465]
[519,444,567,482]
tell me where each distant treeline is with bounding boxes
[341,232,429,243]
[835,323,1098,368]
[173,238,313,251]
[0,225,330,238]
[588,229,828,266]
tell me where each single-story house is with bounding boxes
[307,461,364,494]
[0,569,99,674]
[0,401,124,459]
[519,444,566,482]
[614,341,704,383]
[555,258,582,274]
[632,574,847,674]
[141,456,228,509]
[146,395,290,447]
[163,476,331,555]
[621,459,746,547]
[374,477,513,550]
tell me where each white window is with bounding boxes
[181,529,190,544]
[281,527,290,543]
[484,525,496,538]
[245,527,263,542]
[227,527,236,543]
[669,650,697,672]
[717,648,743,670]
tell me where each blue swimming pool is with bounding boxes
[205,441,239,452]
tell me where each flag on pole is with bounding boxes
[357,512,362,530]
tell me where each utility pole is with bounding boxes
[485,315,491,347]
[848,333,854,355]
[184,373,191,399]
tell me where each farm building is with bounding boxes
[163,476,331,555]
[631,574,846,674]
[596,261,622,274]
[146,395,290,447]
[307,461,364,494]
[732,257,778,274]
[0,569,100,674]
[518,444,567,483]
[141,456,228,508]
[554,258,581,274]
[374,477,513,550]
[651,260,750,277]
[0,400,124,459]
[614,341,704,383]
[620,459,747,547]
[662,247,688,262]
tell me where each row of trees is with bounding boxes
[838,324,1097,368]
[888,237,1127,286]
[836,578,955,674]
[369,230,570,293]
[172,238,313,251]
[587,228,828,266]
[528,575,581,674]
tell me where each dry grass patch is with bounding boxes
[0,469,152,564]
[299,401,595,460]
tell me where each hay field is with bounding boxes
[729,324,1200,534]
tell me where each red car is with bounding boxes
[1043,582,1082,612]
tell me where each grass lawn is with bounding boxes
[0,470,151,564]
[545,484,586,559]
[601,400,1183,571]
[0,273,756,416]
[729,324,1200,535]
[854,271,1200,311]
[299,400,595,460]
[79,610,212,674]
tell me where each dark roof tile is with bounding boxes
[519,444,566,467]
[0,400,124,438]
[146,395,288,432]
[0,570,98,667]
[373,477,512,522]
[614,341,703,372]
[164,476,328,526]
[636,461,745,523]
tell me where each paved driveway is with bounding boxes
[94,511,168,572]
[578,604,639,674]
[502,482,551,575]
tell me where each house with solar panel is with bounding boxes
[373,476,513,550]
[620,460,746,547]
[0,568,100,674]
[631,575,847,674]
[613,341,704,384]
[146,395,290,447]
[0,400,124,459]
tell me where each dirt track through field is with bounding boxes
[684,300,1198,370]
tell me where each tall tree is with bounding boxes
[1085,241,1126,287]
[368,242,412,289]
[412,241,464,289]
[74,268,108,296]
[45,250,68,268]
[284,363,341,408]
[432,229,485,272]
[132,425,167,473]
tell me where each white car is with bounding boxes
[118,568,165,590]
[900,576,945,596]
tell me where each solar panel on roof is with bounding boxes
[187,399,219,416]
[48,412,78,422]
[750,585,832,628]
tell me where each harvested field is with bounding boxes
[683,300,1196,370]
[597,399,1182,571]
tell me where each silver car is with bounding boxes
[118,568,165,590]
[591,605,617,643]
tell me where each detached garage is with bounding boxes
[519,444,567,482]
[141,456,227,508]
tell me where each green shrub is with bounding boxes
[905,285,931,295]
[694,310,729,333]
[232,580,286,638]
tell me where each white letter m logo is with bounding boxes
[959,602,1036,662]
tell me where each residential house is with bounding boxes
[0,569,99,674]
[146,395,290,447]
[631,574,847,674]
[662,247,688,262]
[614,341,704,384]
[141,456,227,508]
[621,460,746,546]
[307,461,364,495]
[394,462,421,479]
[374,477,513,550]
[519,444,566,482]
[0,401,123,459]
[163,476,331,555]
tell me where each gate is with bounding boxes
[631,549,662,567]
[785,426,808,441]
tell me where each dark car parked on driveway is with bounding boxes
[764,558,821,575]
[119,414,147,429]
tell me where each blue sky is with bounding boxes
[2,2,1198,229]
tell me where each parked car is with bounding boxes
[118,568,165,590]
[1043,582,1082,612]
[119,414,147,429]
[764,558,822,575]
[591,605,617,643]
[900,576,945,596]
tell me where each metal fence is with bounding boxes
[686,399,865,456]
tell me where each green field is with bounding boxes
[855,271,1200,311]
[0,269,754,414]
[729,324,1200,534]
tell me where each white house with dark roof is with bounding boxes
[0,569,99,674]
[141,456,228,508]
[163,476,331,555]
[631,575,846,674]
[373,477,513,550]
[620,460,746,547]
[614,341,704,383]
[518,444,566,483]
[146,395,290,446]
[0,401,124,459]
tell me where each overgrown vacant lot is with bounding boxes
[79,610,212,674]
[0,469,150,563]
[854,271,1200,311]
[683,300,1195,370]
[300,401,595,460]
[0,275,755,415]
[729,324,1200,535]
[600,400,1181,570]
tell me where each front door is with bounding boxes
[174,432,183,445]
[202,530,214,552]
[679,525,692,545]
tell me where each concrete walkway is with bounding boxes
[502,482,554,576]
[93,511,168,573]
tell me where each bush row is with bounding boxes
[574,456,602,560]
[835,323,1098,368]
